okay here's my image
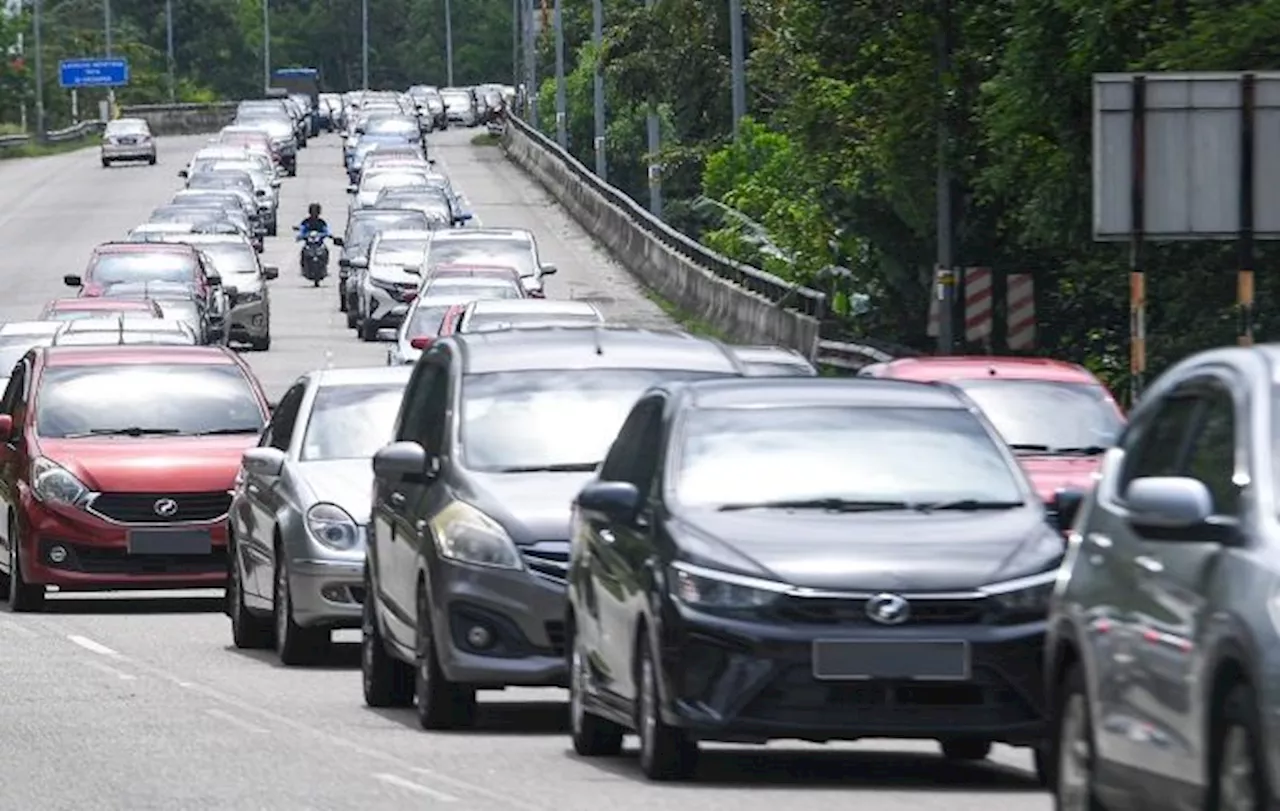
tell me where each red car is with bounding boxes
[40,296,164,321]
[859,356,1125,501]
[0,345,270,610]
[64,241,219,302]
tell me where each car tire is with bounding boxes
[636,638,697,781]
[360,318,378,342]
[361,567,414,708]
[338,284,348,313]
[101,158,110,168]
[346,307,358,329]
[148,155,157,165]
[1208,683,1269,811]
[569,621,624,756]
[7,518,44,612]
[414,583,476,730]
[228,537,272,649]
[274,552,330,666]
[267,224,278,237]
[249,333,271,352]
[1053,664,1104,811]
[287,165,297,178]
[941,739,992,760]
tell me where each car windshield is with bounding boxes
[950,379,1123,453]
[466,310,598,331]
[424,280,522,299]
[0,337,53,375]
[35,364,264,438]
[442,92,470,106]
[196,243,258,277]
[404,304,456,338]
[107,121,146,135]
[300,384,406,461]
[674,406,1025,509]
[362,174,427,194]
[366,119,417,134]
[90,253,196,285]
[373,238,431,259]
[427,240,534,276]
[46,308,149,322]
[461,370,727,472]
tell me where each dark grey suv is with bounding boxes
[1046,344,1280,811]
[359,326,746,729]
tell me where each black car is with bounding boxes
[566,377,1063,781]
[361,327,747,729]
[336,207,433,315]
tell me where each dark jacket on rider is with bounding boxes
[297,216,330,239]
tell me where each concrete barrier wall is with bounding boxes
[119,102,239,136]
[500,120,822,356]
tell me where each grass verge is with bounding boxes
[0,135,97,160]
[642,289,728,340]
[470,133,501,146]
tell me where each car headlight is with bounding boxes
[235,289,263,304]
[429,501,521,569]
[306,503,360,551]
[669,561,790,609]
[980,570,1057,621]
[31,457,92,508]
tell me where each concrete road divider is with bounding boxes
[118,103,239,136]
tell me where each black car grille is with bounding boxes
[520,541,569,585]
[41,539,228,575]
[89,491,232,524]
[773,594,990,626]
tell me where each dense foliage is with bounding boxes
[3,0,1276,393]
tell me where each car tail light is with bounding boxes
[410,336,434,350]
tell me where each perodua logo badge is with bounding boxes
[866,593,910,625]
[153,498,179,518]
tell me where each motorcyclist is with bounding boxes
[296,203,331,274]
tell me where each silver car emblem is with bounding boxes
[866,593,910,625]
[153,498,179,518]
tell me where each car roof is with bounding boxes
[40,345,238,367]
[352,207,426,220]
[131,222,195,233]
[429,228,532,243]
[162,233,251,246]
[729,345,813,365]
[676,377,968,410]
[310,365,415,388]
[454,327,740,375]
[375,229,434,241]
[468,299,600,316]
[46,297,154,311]
[869,355,1101,384]
[93,241,198,256]
[59,316,183,332]
[107,117,148,127]
[0,321,64,336]
[427,276,521,290]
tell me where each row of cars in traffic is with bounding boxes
[20,87,1272,806]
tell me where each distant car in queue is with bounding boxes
[336,208,434,315]
[49,316,199,347]
[160,233,278,351]
[422,229,556,297]
[453,299,604,334]
[228,366,413,665]
[0,322,64,389]
[40,297,165,322]
[97,282,221,346]
[0,346,270,611]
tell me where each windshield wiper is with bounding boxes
[909,499,1025,512]
[63,427,182,438]
[717,498,912,513]
[1008,443,1052,453]
[495,462,599,473]
[1051,445,1109,456]
[188,427,261,436]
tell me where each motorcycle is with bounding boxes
[296,228,330,287]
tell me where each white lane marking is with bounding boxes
[83,659,137,681]
[67,634,119,657]
[0,619,37,637]
[205,708,269,734]
[373,773,458,802]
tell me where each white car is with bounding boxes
[353,229,434,342]
[101,118,157,167]
[421,228,557,296]
[454,298,604,333]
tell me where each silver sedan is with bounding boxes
[226,366,412,665]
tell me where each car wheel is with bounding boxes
[228,536,272,649]
[414,582,476,730]
[361,567,414,708]
[249,333,270,352]
[338,284,348,312]
[360,317,378,342]
[569,621,624,756]
[7,517,44,612]
[274,551,330,666]
[1209,683,1269,811]
[148,154,157,165]
[636,638,697,780]
[267,224,278,237]
[287,165,297,178]
[101,158,110,168]
[346,306,358,329]
[1054,664,1103,811]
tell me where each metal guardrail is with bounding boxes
[0,120,106,150]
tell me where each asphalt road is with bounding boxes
[0,129,1051,810]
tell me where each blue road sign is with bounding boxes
[59,58,129,89]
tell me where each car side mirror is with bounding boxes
[271,179,282,188]
[0,413,13,442]
[403,265,421,276]
[332,236,344,246]
[242,446,286,477]
[373,441,435,483]
[576,481,639,523]
[540,263,558,276]
[263,265,279,280]
[207,273,223,287]
[351,257,368,268]
[1126,477,1214,530]
[1050,488,1085,534]
[347,184,358,194]
[455,212,473,223]
[224,285,240,299]
[409,336,433,350]
[177,169,188,178]
[64,274,82,287]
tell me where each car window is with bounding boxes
[404,304,454,338]
[263,382,306,452]
[599,397,664,493]
[1182,386,1239,516]
[951,379,1123,452]
[396,357,448,451]
[300,384,405,461]
[1119,393,1201,491]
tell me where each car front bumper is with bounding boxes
[361,285,413,329]
[229,295,269,340]
[428,556,568,688]
[102,143,156,160]
[288,557,365,629]
[655,605,1049,745]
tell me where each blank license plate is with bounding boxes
[812,640,970,681]
[127,529,212,555]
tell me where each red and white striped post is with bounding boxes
[1006,273,1036,350]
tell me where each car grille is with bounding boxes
[88,491,233,524]
[773,594,990,626]
[520,540,569,585]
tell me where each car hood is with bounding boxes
[297,459,374,522]
[675,507,1062,592]
[226,273,264,295]
[1017,455,1103,502]
[38,435,258,492]
[469,471,595,542]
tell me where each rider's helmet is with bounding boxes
[308,203,322,217]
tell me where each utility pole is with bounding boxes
[33,0,45,141]
[935,0,956,353]
[591,0,605,179]
[165,0,175,102]
[104,0,114,116]
[644,0,661,217]
[262,0,270,93]
[553,0,566,147]
[444,0,454,86]
[525,0,537,121]
[361,0,370,89]
[728,0,745,137]
[511,0,519,88]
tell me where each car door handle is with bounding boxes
[389,492,405,506]
[1134,555,1164,574]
